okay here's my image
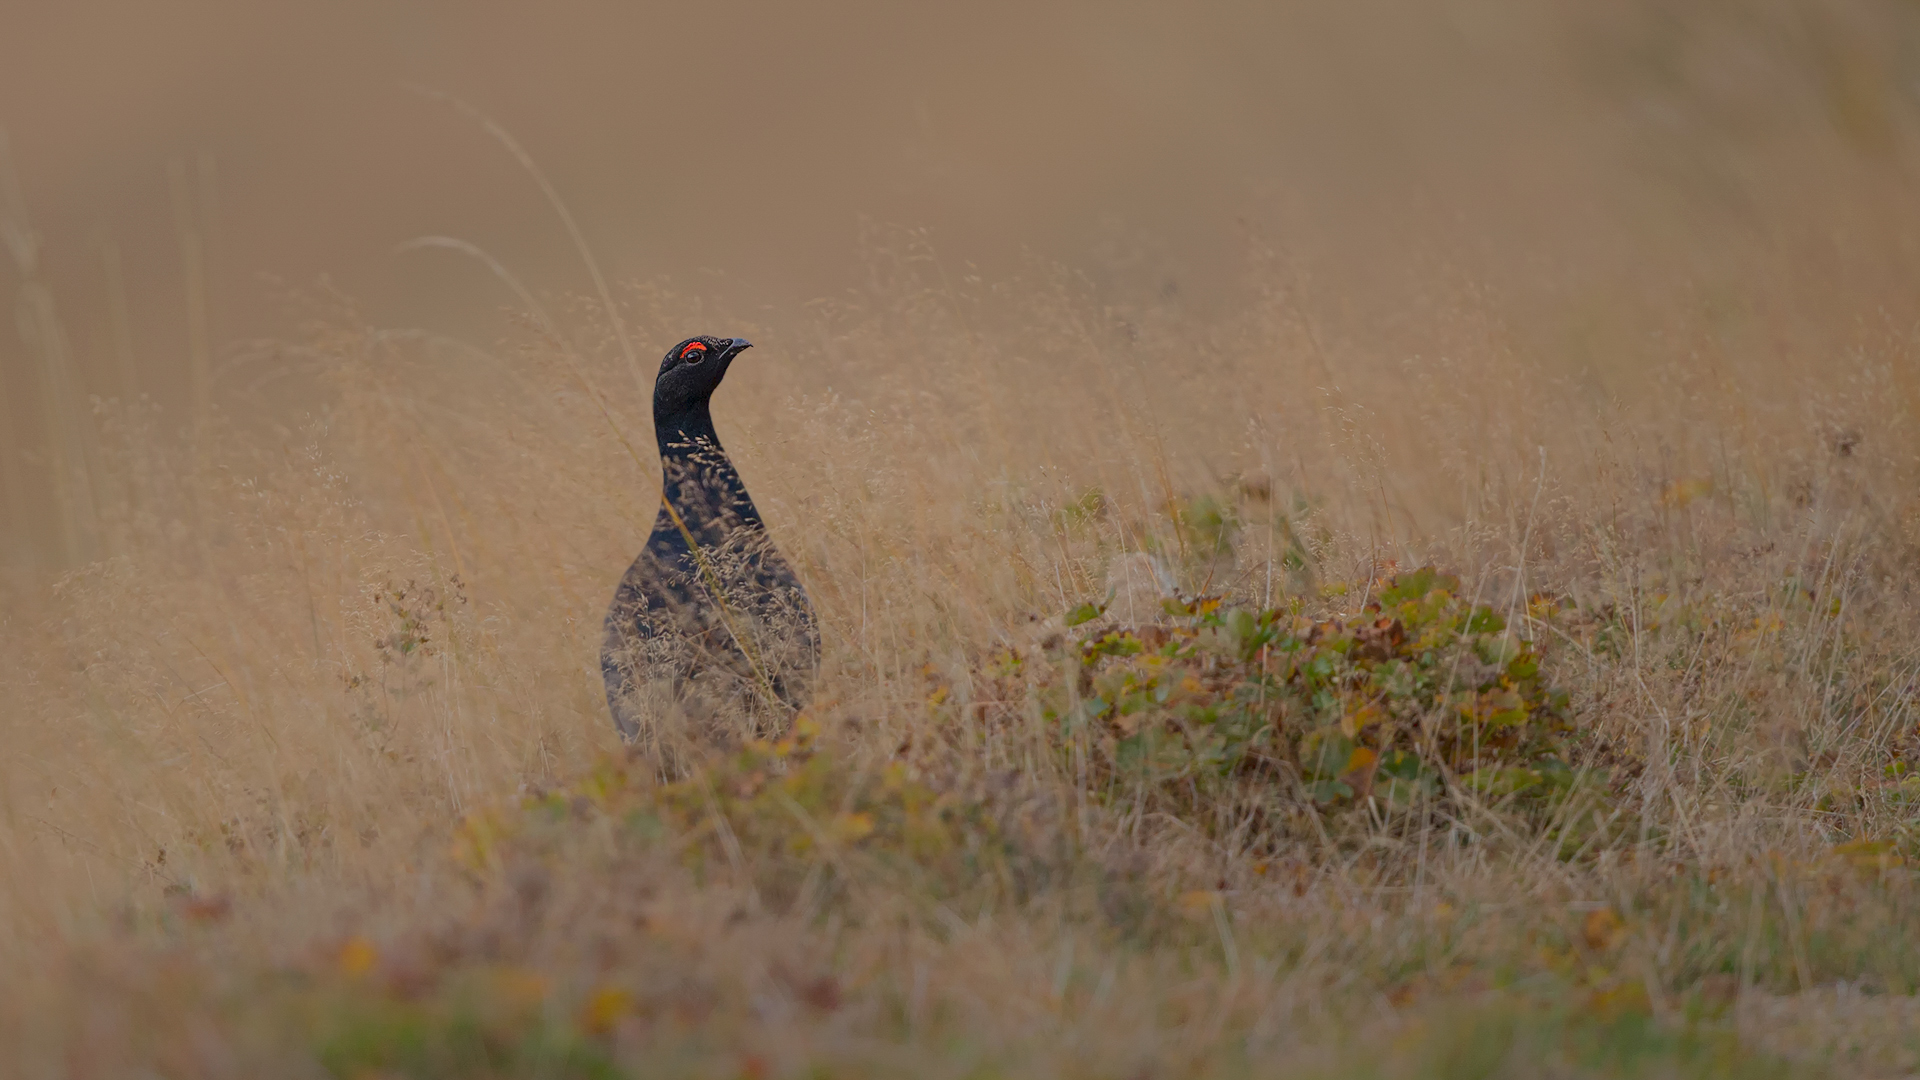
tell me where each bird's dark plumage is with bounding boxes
[600,336,817,755]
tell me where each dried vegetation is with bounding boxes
[8,7,1920,1075]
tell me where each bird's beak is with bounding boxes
[722,337,753,359]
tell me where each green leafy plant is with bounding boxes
[1045,567,1585,830]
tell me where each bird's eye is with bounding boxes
[679,342,708,363]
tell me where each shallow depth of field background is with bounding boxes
[6,2,1920,1075]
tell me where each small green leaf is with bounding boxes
[1466,608,1507,635]
[1379,567,1459,606]
[1300,727,1356,781]
[1307,778,1354,805]
[1476,633,1522,667]
[1376,750,1439,805]
[1066,600,1107,627]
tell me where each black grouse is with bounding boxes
[600,336,818,755]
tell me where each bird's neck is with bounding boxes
[654,403,763,538]
[655,401,720,457]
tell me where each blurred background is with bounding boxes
[5,0,1920,566]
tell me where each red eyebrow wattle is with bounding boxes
[679,342,708,359]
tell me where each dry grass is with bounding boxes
[2,229,1918,1076]
[7,6,1920,1071]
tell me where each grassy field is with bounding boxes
[3,226,1920,1077]
[7,5,1920,1074]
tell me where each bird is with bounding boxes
[600,336,818,759]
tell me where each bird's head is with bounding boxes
[653,336,752,418]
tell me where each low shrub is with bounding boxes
[1043,567,1592,839]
